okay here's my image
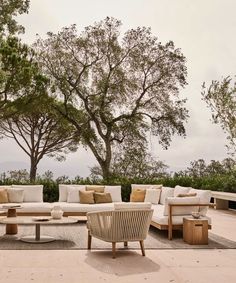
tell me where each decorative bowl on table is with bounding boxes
[191,212,201,219]
[51,206,64,219]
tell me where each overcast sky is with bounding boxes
[0,0,235,178]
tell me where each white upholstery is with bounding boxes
[66,185,86,203]
[53,202,114,213]
[19,202,53,213]
[144,189,161,204]
[159,187,174,205]
[174,185,191,197]
[131,184,162,191]
[151,204,211,225]
[163,196,200,216]
[59,184,85,202]
[7,189,24,203]
[104,186,122,202]
[11,185,43,202]
[189,188,212,216]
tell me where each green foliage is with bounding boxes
[202,77,236,156]
[0,0,29,36]
[0,94,80,181]
[0,171,236,202]
[0,36,46,113]
[35,17,188,179]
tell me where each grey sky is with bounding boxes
[0,0,235,177]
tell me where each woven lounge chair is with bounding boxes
[87,204,153,258]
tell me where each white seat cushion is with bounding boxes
[53,202,115,213]
[151,204,211,225]
[20,202,53,213]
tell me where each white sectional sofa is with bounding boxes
[0,184,212,240]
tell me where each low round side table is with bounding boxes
[2,205,22,235]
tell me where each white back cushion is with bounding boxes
[144,189,161,204]
[67,185,86,203]
[104,186,122,202]
[160,187,174,204]
[11,185,43,202]
[131,184,162,191]
[189,188,212,216]
[164,196,200,216]
[114,202,152,210]
[7,189,24,203]
[59,184,85,202]
[174,185,191,197]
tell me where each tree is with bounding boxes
[35,17,188,180]
[187,159,207,177]
[202,76,236,156]
[0,95,79,181]
[0,36,47,116]
[185,158,236,177]
[0,0,29,36]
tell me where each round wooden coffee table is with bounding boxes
[0,216,78,243]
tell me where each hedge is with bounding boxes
[1,174,235,202]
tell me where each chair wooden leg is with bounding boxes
[88,231,92,250]
[112,242,116,259]
[139,240,145,256]
[124,241,128,247]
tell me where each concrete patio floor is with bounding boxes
[0,208,236,283]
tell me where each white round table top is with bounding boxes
[1,204,22,210]
[0,216,78,225]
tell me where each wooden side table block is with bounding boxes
[6,208,18,235]
[183,217,208,245]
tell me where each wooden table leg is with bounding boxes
[6,208,18,235]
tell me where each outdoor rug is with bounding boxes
[0,222,235,250]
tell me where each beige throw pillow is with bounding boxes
[94,192,112,204]
[0,189,9,203]
[130,189,146,202]
[86,185,105,193]
[79,190,95,204]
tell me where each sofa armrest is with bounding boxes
[167,203,215,240]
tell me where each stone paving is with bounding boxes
[0,208,235,283]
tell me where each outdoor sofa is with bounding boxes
[0,184,212,239]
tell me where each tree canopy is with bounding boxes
[35,17,188,179]
[0,37,46,114]
[0,0,29,36]
[0,95,79,181]
[202,76,236,156]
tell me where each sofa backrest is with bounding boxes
[58,184,122,203]
[163,196,200,216]
[10,185,43,202]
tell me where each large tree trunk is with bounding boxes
[30,158,38,182]
[100,160,112,182]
